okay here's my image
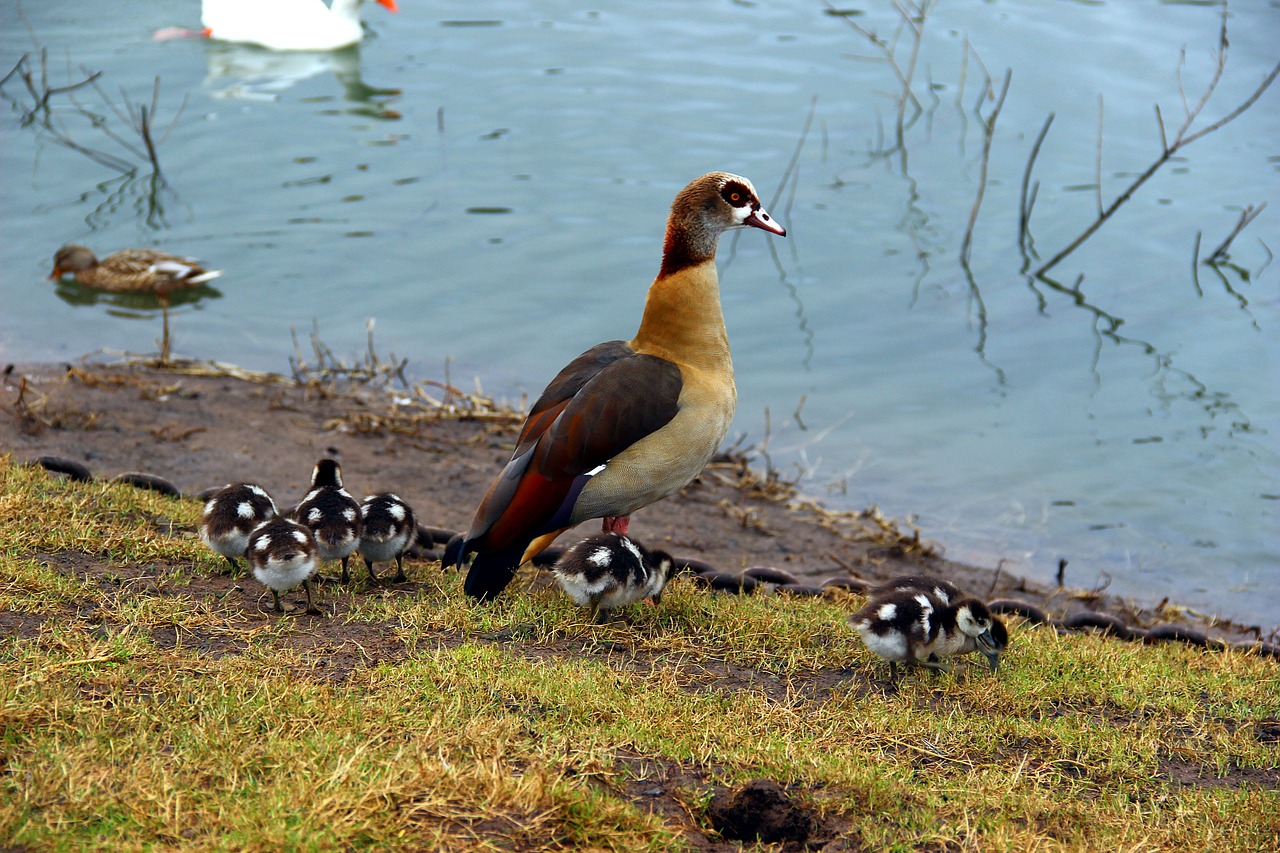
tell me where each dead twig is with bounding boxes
[1029,4,1280,278]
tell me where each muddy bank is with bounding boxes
[1,358,1265,645]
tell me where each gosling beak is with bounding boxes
[977,629,1000,672]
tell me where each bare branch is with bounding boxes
[960,69,1012,266]
[1033,13,1280,281]
[1094,94,1104,217]
[1019,112,1055,259]
[1205,202,1268,264]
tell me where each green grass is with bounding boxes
[1,455,1277,851]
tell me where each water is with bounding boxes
[2,0,1276,627]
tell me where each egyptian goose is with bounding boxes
[246,516,322,614]
[201,0,398,51]
[849,581,999,678]
[49,244,221,363]
[357,492,417,582]
[294,459,362,582]
[551,532,676,623]
[199,483,279,574]
[455,172,786,601]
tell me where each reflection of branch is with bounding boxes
[1029,6,1280,278]
[959,69,1011,267]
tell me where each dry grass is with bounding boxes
[1,455,1277,851]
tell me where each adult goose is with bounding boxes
[201,0,398,52]
[455,172,785,601]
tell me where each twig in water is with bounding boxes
[1205,202,1267,265]
[1029,4,1280,278]
[1018,113,1055,264]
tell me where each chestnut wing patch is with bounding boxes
[532,353,683,477]
[517,340,636,450]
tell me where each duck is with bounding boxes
[849,582,999,678]
[454,172,786,601]
[357,492,417,582]
[201,0,399,52]
[551,532,676,623]
[198,483,279,574]
[48,244,222,363]
[246,516,322,614]
[294,459,362,582]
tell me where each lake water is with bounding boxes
[2,0,1276,628]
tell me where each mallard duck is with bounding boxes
[49,244,222,362]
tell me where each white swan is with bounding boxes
[202,0,398,51]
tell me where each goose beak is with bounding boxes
[745,207,786,236]
[378,0,399,12]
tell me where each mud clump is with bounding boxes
[706,778,814,844]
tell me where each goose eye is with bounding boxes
[729,191,742,203]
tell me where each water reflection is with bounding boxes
[202,41,400,119]
[52,280,222,312]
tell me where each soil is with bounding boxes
[2,359,1272,850]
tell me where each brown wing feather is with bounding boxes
[517,340,635,449]
[465,351,683,550]
[532,354,682,476]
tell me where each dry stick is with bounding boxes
[1191,231,1204,297]
[1018,112,1055,261]
[1032,17,1280,279]
[1205,202,1268,264]
[1094,93,1104,218]
[959,69,1011,267]
[824,0,927,154]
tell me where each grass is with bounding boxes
[1,454,1277,851]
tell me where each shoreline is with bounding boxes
[0,355,1269,646]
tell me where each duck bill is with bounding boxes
[378,0,399,12]
[744,207,786,236]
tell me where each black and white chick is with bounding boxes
[357,492,417,582]
[246,516,321,615]
[868,575,1009,672]
[198,483,278,574]
[869,575,962,606]
[294,459,362,583]
[551,532,675,623]
[849,578,999,677]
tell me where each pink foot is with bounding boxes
[602,515,630,536]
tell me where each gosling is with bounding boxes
[552,532,675,623]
